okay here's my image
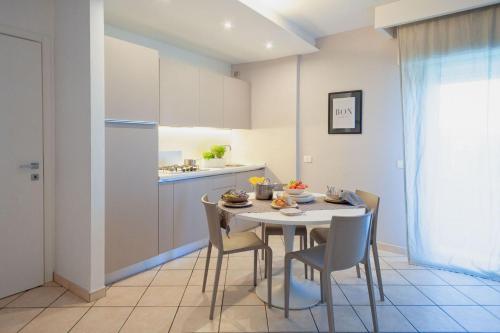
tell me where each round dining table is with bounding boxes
[218,193,366,309]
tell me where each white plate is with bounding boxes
[293,195,315,203]
[223,200,253,208]
[287,191,312,198]
[280,208,303,216]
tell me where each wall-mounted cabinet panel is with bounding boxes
[105,36,159,122]
[224,76,251,129]
[160,58,199,127]
[159,183,174,254]
[105,124,159,273]
[199,69,224,128]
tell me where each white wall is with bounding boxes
[55,0,105,293]
[299,27,406,248]
[231,56,299,183]
[0,0,56,282]
[105,25,231,75]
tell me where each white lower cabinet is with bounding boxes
[159,183,174,253]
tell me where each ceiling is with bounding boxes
[104,0,397,64]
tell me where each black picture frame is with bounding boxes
[328,90,362,134]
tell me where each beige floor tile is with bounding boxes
[189,269,226,287]
[94,286,145,307]
[50,291,94,307]
[417,286,476,305]
[70,307,133,333]
[225,269,259,286]
[162,257,197,270]
[397,306,465,332]
[184,249,202,258]
[354,305,416,332]
[383,285,432,305]
[181,286,223,306]
[222,286,263,306]
[311,305,366,333]
[151,270,192,286]
[6,287,65,308]
[383,257,425,270]
[455,285,500,305]
[0,293,23,308]
[431,269,485,285]
[120,307,177,333]
[195,257,228,270]
[137,286,185,307]
[219,305,268,332]
[266,307,317,332]
[227,256,258,270]
[113,270,157,287]
[170,306,221,333]
[397,269,447,285]
[19,307,88,333]
[0,308,43,333]
[442,305,500,332]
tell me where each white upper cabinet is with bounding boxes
[223,76,251,129]
[105,36,159,122]
[199,69,224,128]
[160,57,199,126]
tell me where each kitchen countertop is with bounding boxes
[158,164,265,183]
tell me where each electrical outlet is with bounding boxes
[303,155,312,163]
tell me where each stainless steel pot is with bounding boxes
[255,179,277,200]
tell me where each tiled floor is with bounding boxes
[1,230,500,332]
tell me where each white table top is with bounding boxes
[236,207,366,226]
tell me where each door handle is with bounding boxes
[19,162,39,170]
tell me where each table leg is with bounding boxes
[255,224,321,309]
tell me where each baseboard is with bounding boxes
[105,238,208,285]
[53,272,106,302]
[378,241,407,255]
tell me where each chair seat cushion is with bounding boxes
[265,224,307,236]
[310,227,329,244]
[289,244,326,270]
[223,232,266,253]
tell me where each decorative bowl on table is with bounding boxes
[283,180,309,195]
[271,196,298,209]
[221,189,249,203]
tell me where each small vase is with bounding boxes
[202,158,225,168]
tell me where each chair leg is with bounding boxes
[310,237,315,281]
[364,259,379,333]
[284,254,291,317]
[261,223,265,260]
[209,253,223,320]
[202,242,212,293]
[266,247,273,308]
[303,233,308,279]
[253,249,258,286]
[264,233,269,278]
[356,264,361,278]
[372,243,384,301]
[322,271,335,333]
[319,272,324,303]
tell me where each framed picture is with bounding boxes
[328,90,362,134]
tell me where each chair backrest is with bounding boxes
[201,194,223,250]
[324,211,373,272]
[355,190,380,241]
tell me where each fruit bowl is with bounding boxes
[221,189,249,203]
[284,188,306,195]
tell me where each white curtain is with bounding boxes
[399,6,500,280]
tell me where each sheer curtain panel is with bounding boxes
[399,5,500,280]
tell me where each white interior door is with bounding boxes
[0,33,44,298]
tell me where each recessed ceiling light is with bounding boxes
[265,41,273,49]
[223,21,233,30]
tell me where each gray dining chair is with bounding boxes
[284,212,378,333]
[201,194,273,319]
[309,190,384,301]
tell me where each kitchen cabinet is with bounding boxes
[236,169,265,193]
[223,76,251,129]
[105,123,159,273]
[172,177,212,248]
[105,36,159,122]
[160,57,199,126]
[199,69,224,128]
[159,183,174,253]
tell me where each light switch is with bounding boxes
[303,155,312,163]
[397,160,404,169]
